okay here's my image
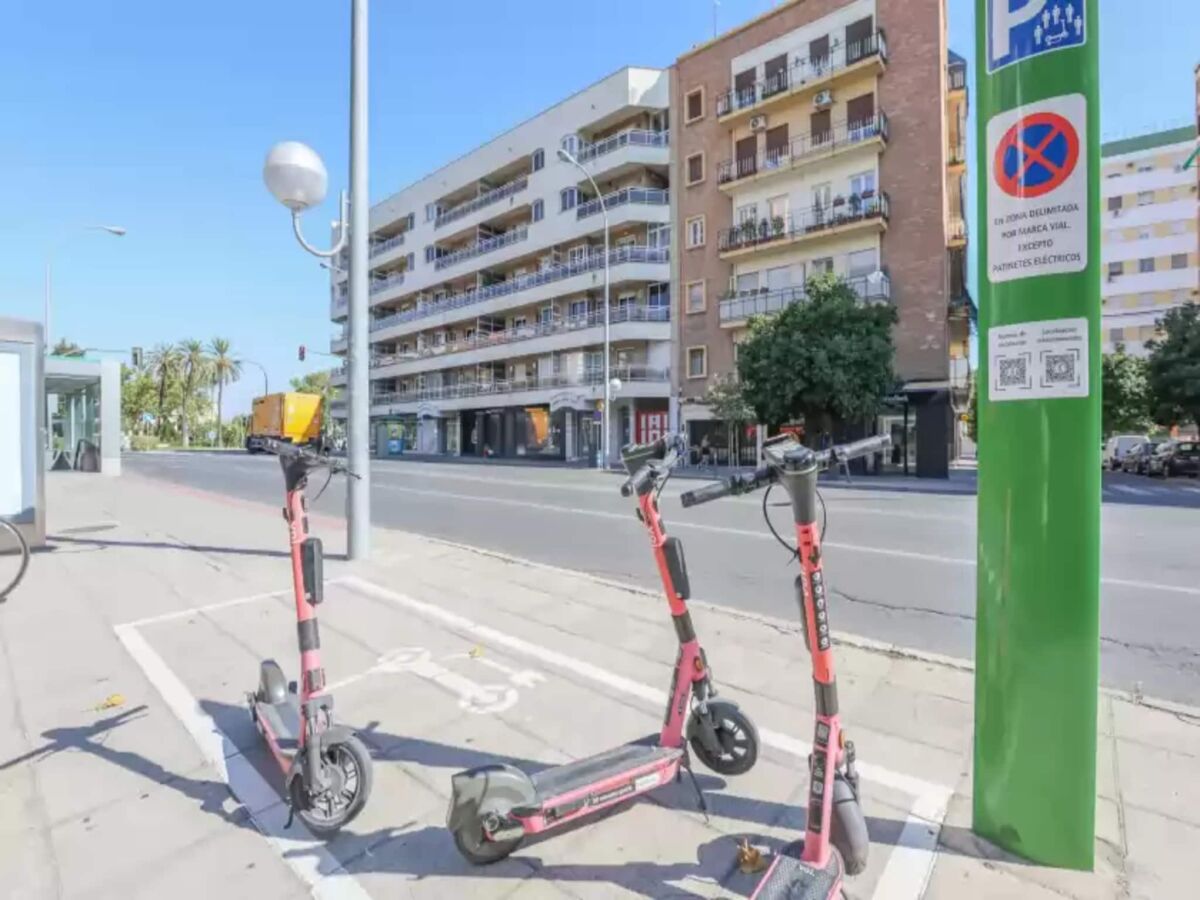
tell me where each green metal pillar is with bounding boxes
[973,0,1101,869]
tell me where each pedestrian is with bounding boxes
[699,434,713,468]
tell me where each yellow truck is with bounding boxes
[246,392,324,453]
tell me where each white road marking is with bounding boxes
[327,647,522,715]
[376,483,1200,597]
[114,623,372,900]
[341,576,950,900]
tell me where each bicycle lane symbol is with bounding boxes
[993,111,1079,200]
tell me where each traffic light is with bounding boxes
[131,346,143,369]
[298,345,306,362]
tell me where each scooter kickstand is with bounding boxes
[682,760,709,823]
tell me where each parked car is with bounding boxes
[1123,440,1162,474]
[1160,440,1200,478]
[1103,434,1148,471]
[1146,442,1173,478]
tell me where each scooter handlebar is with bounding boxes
[680,465,774,508]
[816,433,892,466]
[263,439,360,479]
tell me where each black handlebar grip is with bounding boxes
[680,480,733,508]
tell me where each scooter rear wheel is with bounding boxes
[689,701,759,776]
[451,820,523,865]
[296,735,373,837]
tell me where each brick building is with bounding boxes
[669,0,971,477]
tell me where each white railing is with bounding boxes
[370,233,406,257]
[370,366,671,407]
[371,244,670,332]
[719,270,891,323]
[577,129,669,163]
[576,187,669,220]
[434,226,529,271]
[435,176,530,229]
[370,272,406,295]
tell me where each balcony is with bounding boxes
[370,245,670,334]
[947,138,967,170]
[370,233,406,258]
[948,61,967,94]
[369,366,671,414]
[718,114,888,188]
[718,192,890,257]
[719,271,891,325]
[948,216,967,247]
[576,186,669,220]
[716,31,888,120]
[577,129,669,163]
[434,226,529,271]
[330,334,347,354]
[370,271,406,295]
[435,176,529,230]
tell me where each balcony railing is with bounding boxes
[716,31,888,117]
[434,226,529,271]
[717,114,889,185]
[370,244,670,332]
[370,366,671,407]
[370,304,670,368]
[576,186,669,220]
[719,271,891,323]
[718,192,890,253]
[370,271,406,295]
[948,62,967,92]
[370,233,406,257]
[577,129,669,163]
[948,217,967,242]
[948,138,967,166]
[435,176,529,229]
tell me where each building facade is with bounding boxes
[1099,126,1200,357]
[329,68,672,462]
[670,0,971,477]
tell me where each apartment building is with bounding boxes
[329,67,672,462]
[671,0,971,477]
[1100,125,1200,357]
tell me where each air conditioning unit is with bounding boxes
[814,89,833,108]
[749,114,768,132]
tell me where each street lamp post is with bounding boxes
[44,225,127,349]
[240,359,269,396]
[558,147,611,468]
[263,0,369,560]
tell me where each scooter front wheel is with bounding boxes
[831,773,869,875]
[689,701,759,776]
[296,735,373,837]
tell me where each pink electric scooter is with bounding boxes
[682,433,889,897]
[447,435,759,863]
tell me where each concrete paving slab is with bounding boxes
[1115,738,1200,827]
[1122,805,1199,900]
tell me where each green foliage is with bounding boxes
[121,364,158,434]
[208,337,241,448]
[735,273,898,437]
[1101,345,1152,436]
[1147,302,1200,427]
[51,338,85,357]
[290,370,334,404]
[965,378,978,443]
[704,374,754,428]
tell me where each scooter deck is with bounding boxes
[254,694,301,753]
[751,847,843,900]
[530,736,679,801]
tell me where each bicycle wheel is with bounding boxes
[0,518,30,602]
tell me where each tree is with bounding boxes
[51,338,85,357]
[208,337,241,448]
[148,343,180,437]
[735,273,898,442]
[290,370,333,405]
[965,377,978,443]
[177,339,210,448]
[121,364,158,435]
[1147,302,1200,428]
[704,373,755,465]
[1101,344,1152,436]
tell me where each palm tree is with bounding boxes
[208,337,242,448]
[148,344,180,438]
[178,339,210,448]
[51,338,86,358]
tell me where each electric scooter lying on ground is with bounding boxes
[447,435,760,863]
[682,433,889,898]
[249,439,373,836]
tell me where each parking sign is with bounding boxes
[987,0,1086,73]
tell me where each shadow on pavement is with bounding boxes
[46,534,349,562]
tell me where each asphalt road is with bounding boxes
[122,451,1200,705]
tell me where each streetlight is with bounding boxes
[262,0,369,561]
[45,225,127,349]
[558,147,613,469]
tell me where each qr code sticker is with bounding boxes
[998,357,1027,387]
[1044,353,1075,384]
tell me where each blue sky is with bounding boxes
[2,1,1196,417]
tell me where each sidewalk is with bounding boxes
[0,471,1193,899]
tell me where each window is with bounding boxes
[767,195,789,223]
[406,252,415,270]
[567,243,588,264]
[1107,196,1123,212]
[560,187,578,212]
[1107,261,1123,278]
[1139,258,1155,273]
[845,15,875,63]
[532,149,545,171]
[736,203,758,226]
[433,331,446,347]
[848,249,876,277]
[1137,163,1153,173]
[1138,293,1157,308]
[685,88,704,123]
[648,283,670,310]
[1110,327,1126,342]
[648,223,670,249]
[569,298,589,320]
[1137,191,1154,206]
[1137,228,1152,240]
[532,199,544,221]
[425,202,439,222]
[765,265,792,291]
[512,315,528,330]
[406,212,416,230]
[616,234,637,249]
[686,215,706,248]
[687,347,707,379]
[686,280,706,313]
[425,245,435,263]
[811,257,834,276]
[850,170,876,198]
[561,134,579,156]
[1172,253,1189,269]
[686,152,705,185]
[735,271,760,295]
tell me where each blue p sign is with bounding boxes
[988,0,1085,73]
